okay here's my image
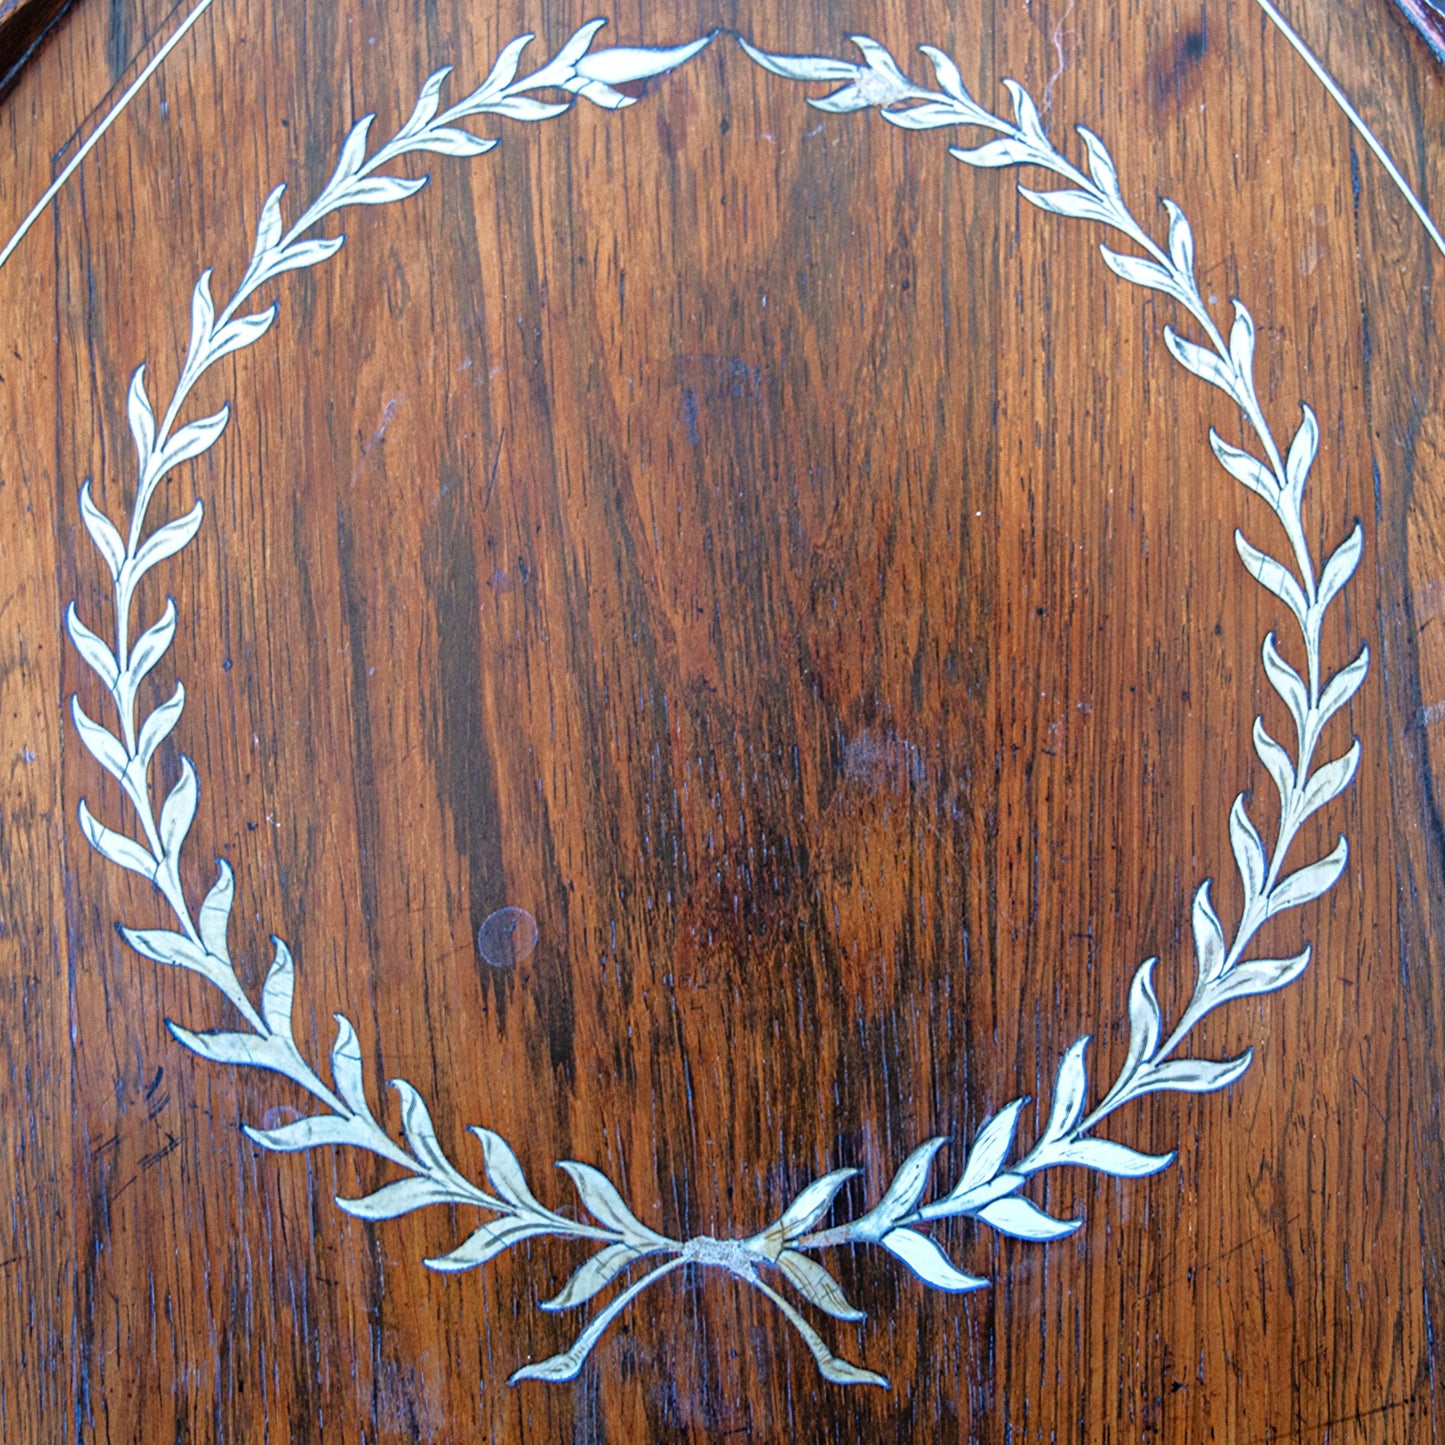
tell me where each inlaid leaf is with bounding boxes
[155,411,230,481]
[1262,633,1309,735]
[1135,1052,1253,1096]
[951,1099,1025,1200]
[558,1161,669,1245]
[880,1228,987,1292]
[860,1137,947,1234]
[1253,717,1296,808]
[950,138,1040,168]
[157,758,199,863]
[197,860,235,962]
[344,175,430,208]
[132,501,206,583]
[77,800,155,878]
[1019,185,1114,224]
[337,1176,470,1222]
[259,938,296,1039]
[1318,645,1369,724]
[1040,1037,1090,1147]
[1192,881,1228,986]
[244,1114,365,1152]
[1236,531,1310,628]
[540,1243,650,1311]
[71,697,128,783]
[127,600,179,691]
[65,605,119,690]
[978,1196,1080,1241]
[735,36,858,82]
[1210,949,1311,1005]
[425,1216,555,1271]
[167,1022,272,1068]
[1121,958,1162,1078]
[417,128,496,159]
[1300,741,1361,818]
[329,1014,373,1120]
[1317,525,1363,613]
[1164,326,1235,397]
[1229,794,1268,904]
[472,1128,548,1215]
[1285,404,1320,501]
[779,1167,860,1239]
[1047,1137,1175,1176]
[1210,431,1278,505]
[1268,838,1348,915]
[777,1250,866,1320]
[79,481,126,579]
[126,366,156,467]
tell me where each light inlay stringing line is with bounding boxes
[1252,0,1445,259]
[0,0,219,274]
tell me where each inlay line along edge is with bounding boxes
[63,20,1369,1389]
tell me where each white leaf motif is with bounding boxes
[472,1128,549,1215]
[1229,794,1268,904]
[1019,185,1114,224]
[1047,1138,1175,1176]
[1209,949,1311,1005]
[1285,404,1320,502]
[1210,430,1279,506]
[416,128,496,159]
[71,697,128,783]
[132,501,206,582]
[1236,532,1310,629]
[541,1243,652,1311]
[426,1217,555,1271]
[1192,881,1228,986]
[79,481,126,580]
[157,757,198,865]
[135,683,185,769]
[1318,645,1369,725]
[950,1099,1025,1201]
[880,1229,987,1292]
[1268,838,1348,915]
[777,1250,866,1320]
[558,1162,670,1245]
[1317,525,1363,613]
[77,799,155,878]
[127,366,156,468]
[65,605,119,690]
[778,1167,859,1239]
[978,1196,1080,1241]
[1164,325,1235,398]
[735,36,858,83]
[244,1114,367,1152]
[337,1176,472,1222]
[157,406,230,478]
[197,859,234,962]
[854,1137,946,1237]
[1134,1052,1253,1096]
[259,938,296,1039]
[575,35,714,86]
[127,600,179,691]
[329,1014,373,1120]
[950,138,1040,169]
[1253,716,1296,809]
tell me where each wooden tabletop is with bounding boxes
[1,0,1442,1439]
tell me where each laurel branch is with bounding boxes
[64,23,1367,1388]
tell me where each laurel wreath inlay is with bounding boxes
[65,21,1368,1389]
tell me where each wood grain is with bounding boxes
[0,0,77,97]
[1,0,1441,1438]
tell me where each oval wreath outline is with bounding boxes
[63,18,1368,1389]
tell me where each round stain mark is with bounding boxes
[477,907,538,969]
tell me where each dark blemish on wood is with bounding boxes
[1154,22,1209,108]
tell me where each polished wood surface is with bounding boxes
[2,0,1442,1439]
